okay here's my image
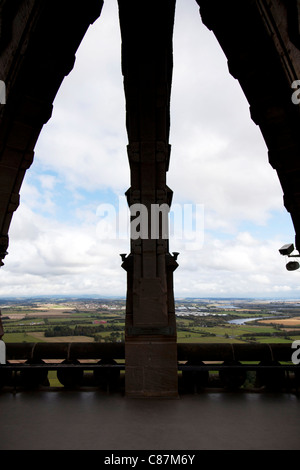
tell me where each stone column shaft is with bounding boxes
[118,0,178,397]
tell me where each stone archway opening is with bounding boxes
[0,0,300,397]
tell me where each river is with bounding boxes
[228,316,270,325]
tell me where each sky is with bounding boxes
[0,0,299,299]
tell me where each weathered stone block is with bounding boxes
[125,340,178,397]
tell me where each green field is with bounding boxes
[3,332,45,343]
[3,299,300,388]
[2,299,300,346]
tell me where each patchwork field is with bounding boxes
[2,297,300,345]
[259,316,300,326]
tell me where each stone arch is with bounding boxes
[0,0,104,264]
[196,0,300,250]
[0,0,300,264]
[1,0,300,398]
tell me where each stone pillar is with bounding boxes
[118,0,178,397]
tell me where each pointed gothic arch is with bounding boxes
[1,0,300,396]
[197,0,300,251]
[0,0,104,263]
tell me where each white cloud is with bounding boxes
[3,201,129,296]
[0,0,297,299]
[169,0,283,231]
[33,0,129,194]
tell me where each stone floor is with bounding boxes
[1,389,300,450]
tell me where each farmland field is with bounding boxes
[1,297,300,345]
[258,316,300,326]
[2,297,299,388]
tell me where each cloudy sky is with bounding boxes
[0,0,299,299]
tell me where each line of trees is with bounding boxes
[240,330,295,338]
[44,323,122,337]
